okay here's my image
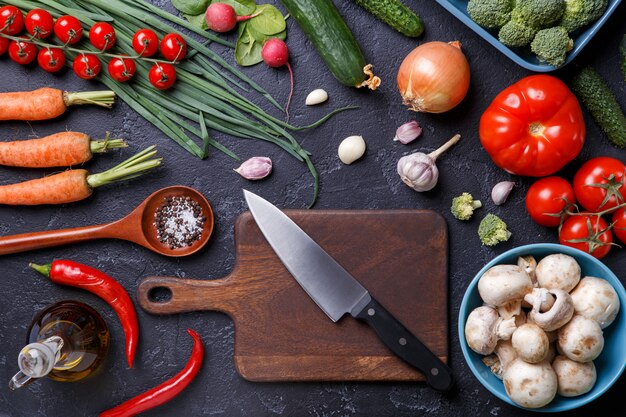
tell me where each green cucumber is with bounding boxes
[620,34,626,82]
[572,67,626,148]
[352,0,424,37]
[280,0,380,89]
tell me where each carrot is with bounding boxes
[0,88,116,121]
[0,132,127,168]
[0,146,161,205]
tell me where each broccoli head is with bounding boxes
[499,20,537,47]
[531,27,574,67]
[451,193,482,221]
[511,0,566,29]
[559,0,608,32]
[478,214,511,246]
[467,0,515,29]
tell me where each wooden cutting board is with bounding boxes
[137,210,448,381]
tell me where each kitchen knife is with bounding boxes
[243,190,454,391]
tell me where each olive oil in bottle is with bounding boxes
[9,300,109,389]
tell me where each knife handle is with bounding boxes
[354,297,454,391]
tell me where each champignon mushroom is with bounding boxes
[478,265,533,307]
[511,323,550,363]
[552,355,596,397]
[517,255,537,286]
[527,289,574,332]
[503,359,557,408]
[482,339,517,380]
[545,342,556,363]
[535,254,581,292]
[524,287,556,313]
[465,306,517,355]
[558,315,604,363]
[570,276,621,329]
[498,300,522,319]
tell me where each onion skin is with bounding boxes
[397,41,470,113]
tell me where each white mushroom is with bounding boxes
[527,288,574,332]
[511,323,550,363]
[524,287,556,313]
[503,359,557,408]
[482,339,517,380]
[535,254,581,292]
[478,265,533,307]
[498,300,522,319]
[570,276,621,329]
[465,306,517,355]
[545,342,557,363]
[552,355,596,397]
[517,255,538,286]
[558,315,604,363]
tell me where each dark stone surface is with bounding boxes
[1,1,625,416]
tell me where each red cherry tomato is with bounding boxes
[526,176,576,227]
[0,5,24,35]
[8,39,37,65]
[0,37,9,55]
[559,215,613,259]
[612,208,626,245]
[73,53,101,80]
[54,15,83,45]
[480,75,586,177]
[25,9,54,39]
[160,33,187,62]
[149,63,176,90]
[108,57,136,82]
[132,29,159,57]
[89,22,116,51]
[573,157,626,212]
[37,47,65,73]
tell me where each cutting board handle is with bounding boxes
[137,276,237,315]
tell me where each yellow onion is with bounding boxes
[397,41,470,113]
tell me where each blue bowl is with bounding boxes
[433,0,623,72]
[459,243,626,412]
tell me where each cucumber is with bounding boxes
[280,0,380,89]
[352,0,424,37]
[620,34,626,82]
[572,67,626,148]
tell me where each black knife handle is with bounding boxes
[354,297,454,391]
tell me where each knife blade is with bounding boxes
[243,190,453,391]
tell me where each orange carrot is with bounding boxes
[0,132,127,168]
[0,88,116,121]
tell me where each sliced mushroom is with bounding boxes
[478,265,533,307]
[535,254,581,292]
[570,276,621,329]
[527,289,574,332]
[482,339,517,380]
[558,315,604,363]
[511,323,550,363]
[517,255,537,286]
[465,306,517,355]
[503,359,557,408]
[552,355,596,397]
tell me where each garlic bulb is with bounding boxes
[393,121,422,144]
[338,135,366,164]
[305,89,328,105]
[397,134,460,192]
[234,157,272,180]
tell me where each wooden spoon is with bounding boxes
[0,186,214,257]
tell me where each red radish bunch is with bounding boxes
[261,38,293,118]
[205,2,259,33]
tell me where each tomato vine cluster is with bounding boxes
[0,5,186,90]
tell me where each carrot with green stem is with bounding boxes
[0,88,116,121]
[0,146,161,205]
[0,132,127,168]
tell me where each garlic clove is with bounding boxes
[305,89,328,106]
[492,181,515,205]
[338,135,366,164]
[393,121,422,144]
[234,156,272,180]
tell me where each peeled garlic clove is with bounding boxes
[305,89,328,106]
[338,135,366,164]
[234,156,272,180]
[492,181,515,205]
[393,121,422,144]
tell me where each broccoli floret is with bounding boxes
[512,0,566,29]
[467,0,515,29]
[451,193,482,221]
[478,214,511,246]
[531,27,574,67]
[559,0,608,32]
[499,20,537,47]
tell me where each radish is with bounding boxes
[205,3,259,33]
[262,38,293,119]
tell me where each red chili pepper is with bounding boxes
[30,260,139,368]
[100,329,204,417]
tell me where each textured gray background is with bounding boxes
[1,0,625,416]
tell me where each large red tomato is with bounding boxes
[480,75,585,176]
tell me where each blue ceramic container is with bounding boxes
[459,243,626,412]
[434,1,623,72]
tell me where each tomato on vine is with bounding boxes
[108,57,136,82]
[573,157,626,212]
[160,33,187,62]
[526,177,576,227]
[73,53,101,80]
[132,29,159,57]
[0,5,24,35]
[25,9,54,39]
[54,15,83,45]
[89,22,116,51]
[37,47,65,73]
[0,37,9,55]
[8,39,37,65]
[559,215,614,259]
[612,208,626,245]
[149,63,176,90]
